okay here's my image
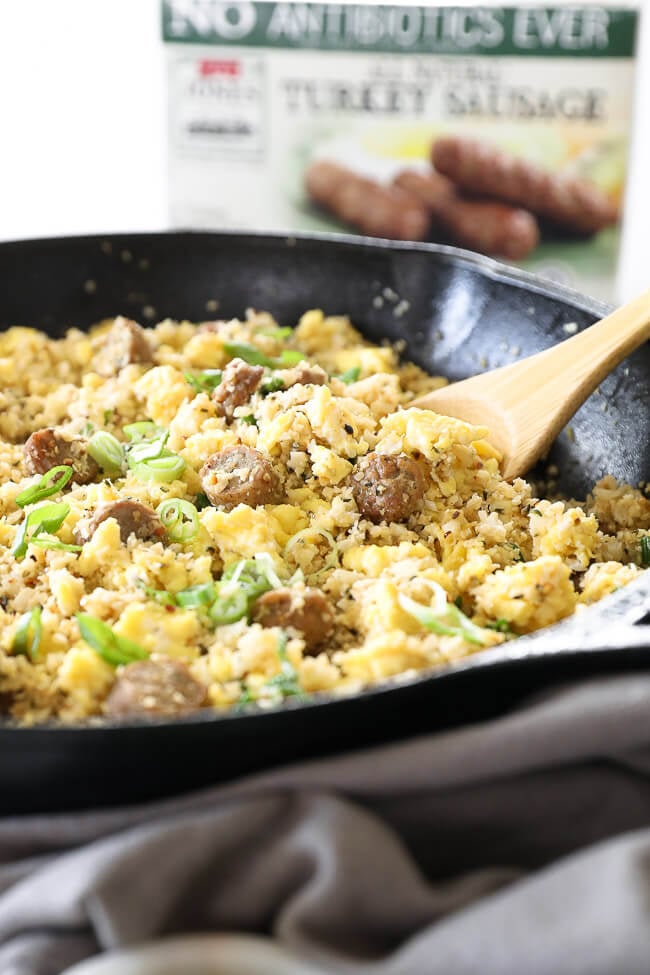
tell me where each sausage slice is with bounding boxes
[106,658,207,718]
[278,363,328,387]
[24,428,100,484]
[93,316,153,376]
[350,452,427,524]
[200,445,283,510]
[76,500,165,545]
[213,357,263,420]
[253,587,335,654]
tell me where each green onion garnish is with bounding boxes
[485,618,513,634]
[184,370,223,394]
[260,377,285,396]
[15,465,73,508]
[267,633,304,699]
[131,454,186,484]
[135,578,176,606]
[76,613,148,667]
[13,501,71,560]
[209,586,249,625]
[123,421,165,442]
[87,432,124,474]
[127,431,169,465]
[174,583,218,608]
[157,498,199,543]
[194,492,211,511]
[240,414,258,427]
[398,582,490,647]
[642,536,650,567]
[103,408,115,425]
[258,326,292,339]
[223,342,303,369]
[337,367,361,384]
[222,342,274,368]
[12,607,42,661]
[284,528,339,576]
[30,537,83,553]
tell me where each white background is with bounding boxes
[0,0,648,301]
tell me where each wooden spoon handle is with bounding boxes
[533,287,650,396]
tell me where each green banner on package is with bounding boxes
[162,2,637,57]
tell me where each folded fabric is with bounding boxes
[2,674,650,975]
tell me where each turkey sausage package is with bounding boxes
[163,1,640,300]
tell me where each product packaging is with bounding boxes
[163,1,639,300]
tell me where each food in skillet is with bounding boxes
[0,311,648,724]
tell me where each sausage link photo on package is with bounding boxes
[163,1,639,301]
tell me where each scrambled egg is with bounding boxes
[0,310,648,724]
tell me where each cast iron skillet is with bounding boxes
[0,231,648,814]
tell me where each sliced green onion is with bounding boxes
[194,492,211,511]
[184,370,223,394]
[260,376,285,395]
[30,537,83,553]
[87,432,124,473]
[157,498,199,543]
[174,583,218,608]
[222,558,275,600]
[103,408,115,425]
[485,618,513,634]
[13,502,71,560]
[284,528,339,575]
[131,453,186,484]
[123,421,165,442]
[258,326,293,339]
[135,578,176,606]
[337,366,361,384]
[223,342,275,368]
[16,465,73,508]
[278,349,303,366]
[240,414,258,427]
[236,685,258,707]
[266,633,304,698]
[127,431,169,465]
[252,552,284,589]
[398,584,490,647]
[223,342,304,370]
[76,613,148,667]
[13,607,42,661]
[642,536,650,567]
[209,585,249,625]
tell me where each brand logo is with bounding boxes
[167,1,257,40]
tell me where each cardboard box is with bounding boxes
[163,2,639,301]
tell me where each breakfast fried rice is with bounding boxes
[0,310,648,724]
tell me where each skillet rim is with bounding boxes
[0,229,647,734]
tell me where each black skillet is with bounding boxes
[0,231,648,814]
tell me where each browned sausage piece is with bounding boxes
[394,170,540,261]
[24,428,100,484]
[93,316,153,376]
[200,445,283,510]
[253,587,335,654]
[305,160,431,241]
[106,658,207,718]
[278,362,328,387]
[350,452,427,524]
[77,500,165,545]
[213,357,263,420]
[432,137,618,235]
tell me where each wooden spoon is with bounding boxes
[411,289,650,481]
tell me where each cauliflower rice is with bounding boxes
[0,309,648,724]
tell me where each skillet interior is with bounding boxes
[0,231,648,813]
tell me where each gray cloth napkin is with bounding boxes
[3,674,650,975]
